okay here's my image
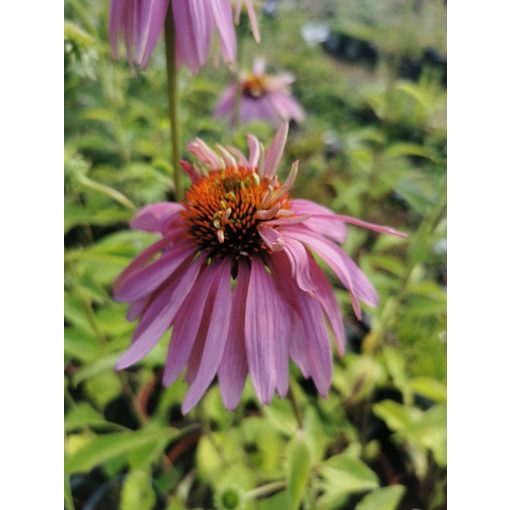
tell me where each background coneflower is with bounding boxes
[109,0,260,72]
[215,57,305,127]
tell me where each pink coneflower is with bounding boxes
[109,0,260,73]
[215,58,305,127]
[113,124,405,413]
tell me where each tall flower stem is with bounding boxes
[164,5,183,201]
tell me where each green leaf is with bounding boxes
[120,469,157,510]
[410,377,447,403]
[65,402,124,432]
[372,400,422,432]
[73,354,119,385]
[64,328,101,362]
[65,427,178,474]
[319,453,379,494]
[286,433,312,510]
[355,485,406,510]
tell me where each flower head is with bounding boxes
[109,0,260,73]
[215,58,305,127]
[113,124,406,413]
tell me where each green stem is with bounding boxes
[164,7,183,201]
[288,383,304,430]
[246,480,286,499]
[76,173,135,211]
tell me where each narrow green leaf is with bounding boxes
[318,454,379,494]
[65,402,124,432]
[355,485,406,510]
[287,433,312,510]
[65,427,178,474]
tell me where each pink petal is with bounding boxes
[242,0,261,43]
[268,92,305,123]
[116,256,201,369]
[162,261,217,386]
[308,253,346,356]
[281,237,317,293]
[180,160,202,184]
[264,122,289,177]
[258,225,285,251]
[247,134,261,169]
[270,254,331,395]
[182,258,233,414]
[218,260,250,409]
[130,202,183,233]
[209,0,237,65]
[173,0,212,74]
[245,258,278,404]
[113,238,170,295]
[135,0,169,68]
[333,214,408,238]
[281,225,378,318]
[114,240,197,302]
[214,84,236,119]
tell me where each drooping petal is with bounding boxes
[135,0,170,68]
[116,256,201,369]
[281,225,378,317]
[264,122,289,177]
[114,240,197,302]
[291,199,348,243]
[245,258,278,404]
[268,91,305,123]
[235,0,260,43]
[281,237,317,293]
[270,254,331,396]
[258,225,285,251]
[209,0,237,65]
[113,238,170,296]
[182,258,233,414]
[219,261,250,409]
[308,253,346,356]
[173,0,213,74]
[162,261,217,385]
[130,202,183,233]
[332,214,408,238]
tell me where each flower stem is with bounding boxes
[288,383,304,430]
[164,5,183,201]
[246,480,286,499]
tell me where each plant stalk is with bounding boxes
[164,6,183,201]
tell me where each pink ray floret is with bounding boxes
[109,0,260,73]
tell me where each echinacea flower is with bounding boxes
[113,124,405,413]
[215,58,305,127]
[109,0,260,73]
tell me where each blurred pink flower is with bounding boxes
[109,0,260,73]
[215,58,305,127]
[113,124,406,413]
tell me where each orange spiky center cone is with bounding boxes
[182,166,290,260]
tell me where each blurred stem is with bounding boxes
[75,173,135,210]
[288,383,304,430]
[164,6,183,201]
[231,26,246,130]
[247,480,286,499]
